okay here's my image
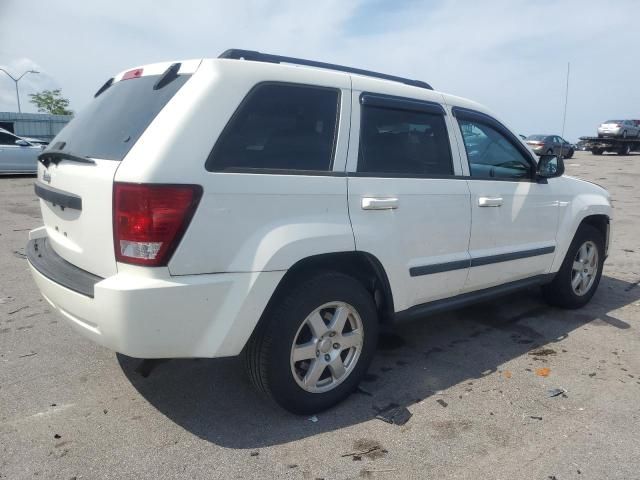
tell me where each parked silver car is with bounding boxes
[597,119,640,138]
[525,134,574,158]
[0,128,42,174]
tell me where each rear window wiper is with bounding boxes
[38,150,96,168]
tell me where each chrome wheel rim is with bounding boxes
[571,241,599,296]
[290,302,363,394]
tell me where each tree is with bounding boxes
[28,89,73,115]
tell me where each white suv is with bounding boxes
[27,50,611,413]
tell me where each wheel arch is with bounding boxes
[578,214,610,257]
[258,251,395,328]
[552,206,611,273]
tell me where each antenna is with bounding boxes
[560,62,570,140]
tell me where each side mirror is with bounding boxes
[15,139,31,147]
[537,154,564,179]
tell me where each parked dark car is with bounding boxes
[525,134,574,158]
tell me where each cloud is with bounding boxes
[1,0,638,140]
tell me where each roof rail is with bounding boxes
[218,49,433,90]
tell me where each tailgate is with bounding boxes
[34,59,200,278]
[36,160,120,278]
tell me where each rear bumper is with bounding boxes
[597,131,622,137]
[27,237,284,359]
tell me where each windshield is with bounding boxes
[46,73,191,161]
[526,135,546,141]
[604,120,621,124]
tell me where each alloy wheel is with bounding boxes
[571,241,599,296]
[290,302,364,393]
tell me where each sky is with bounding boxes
[1,0,638,142]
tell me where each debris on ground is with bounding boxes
[8,306,28,315]
[341,439,387,460]
[250,451,259,457]
[12,250,27,259]
[360,468,396,477]
[53,434,61,439]
[503,370,512,379]
[529,348,556,356]
[18,352,37,358]
[375,404,412,425]
[308,415,318,423]
[535,367,551,377]
[436,399,448,408]
[530,416,543,420]
[547,388,567,398]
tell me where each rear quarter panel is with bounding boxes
[115,60,354,275]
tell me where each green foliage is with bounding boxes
[28,89,73,115]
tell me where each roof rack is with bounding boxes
[218,49,433,90]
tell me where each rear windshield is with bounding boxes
[47,74,191,161]
[526,135,546,141]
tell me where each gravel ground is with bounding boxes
[1,151,639,480]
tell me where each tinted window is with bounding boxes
[0,132,17,145]
[458,120,532,180]
[47,74,191,161]
[358,106,453,175]
[208,84,339,172]
[526,135,546,141]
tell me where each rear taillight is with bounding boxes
[113,183,202,266]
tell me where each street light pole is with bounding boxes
[0,68,40,113]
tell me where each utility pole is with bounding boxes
[0,68,40,113]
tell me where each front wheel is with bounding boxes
[244,271,379,414]
[543,224,604,309]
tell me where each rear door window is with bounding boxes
[207,83,340,172]
[357,102,453,176]
[47,74,191,161]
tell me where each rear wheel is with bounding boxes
[543,224,604,309]
[564,149,574,159]
[592,148,603,155]
[546,148,554,155]
[618,144,631,156]
[244,271,378,414]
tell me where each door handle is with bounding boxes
[361,197,399,210]
[478,196,503,207]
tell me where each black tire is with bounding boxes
[542,224,605,309]
[564,149,574,159]
[617,144,631,156]
[592,149,603,155]
[546,148,554,155]
[244,271,379,414]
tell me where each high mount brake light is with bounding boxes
[122,68,144,80]
[113,183,202,266]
